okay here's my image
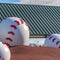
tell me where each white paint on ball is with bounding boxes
[0,42,11,60]
[44,34,60,48]
[0,17,29,46]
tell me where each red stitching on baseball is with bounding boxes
[20,19,24,24]
[56,41,60,45]
[14,20,20,25]
[49,36,53,39]
[49,35,60,48]
[10,25,17,29]
[52,38,56,42]
[6,38,12,41]
[4,43,10,47]
[2,42,10,47]
[8,31,15,35]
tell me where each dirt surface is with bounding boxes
[10,46,60,60]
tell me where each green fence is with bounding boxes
[0,3,60,37]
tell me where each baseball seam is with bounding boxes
[49,35,60,48]
[5,18,29,46]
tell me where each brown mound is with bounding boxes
[10,46,60,60]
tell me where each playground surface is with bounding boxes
[10,45,60,60]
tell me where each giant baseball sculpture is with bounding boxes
[44,34,60,48]
[0,42,11,60]
[0,17,29,46]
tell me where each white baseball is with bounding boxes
[0,42,11,60]
[8,17,30,45]
[18,18,29,45]
[44,34,60,48]
[0,17,29,46]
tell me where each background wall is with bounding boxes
[0,3,60,37]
